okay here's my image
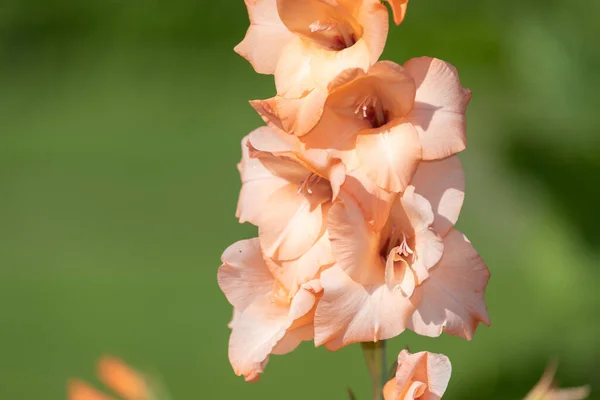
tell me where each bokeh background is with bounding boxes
[0,0,598,399]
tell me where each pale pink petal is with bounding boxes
[217,238,274,312]
[300,104,363,171]
[234,0,295,75]
[250,89,328,136]
[270,232,335,290]
[383,378,397,400]
[342,167,396,231]
[315,266,414,350]
[275,36,372,98]
[274,37,316,97]
[411,156,464,237]
[400,186,443,282]
[404,381,427,399]
[404,57,471,160]
[358,0,389,61]
[366,61,416,120]
[249,125,346,193]
[395,350,452,400]
[310,40,374,93]
[356,121,422,192]
[236,135,289,224]
[327,194,383,284]
[409,229,491,339]
[248,124,299,155]
[383,0,409,25]
[271,324,314,355]
[258,183,328,261]
[400,185,435,231]
[228,280,320,381]
[385,247,416,296]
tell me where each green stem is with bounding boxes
[361,340,387,400]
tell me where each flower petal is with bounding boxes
[328,194,383,284]
[218,238,274,312]
[356,121,422,192]
[411,156,464,237]
[68,380,115,400]
[259,183,328,261]
[276,0,362,45]
[249,125,346,192]
[383,0,409,25]
[343,167,396,231]
[400,186,443,282]
[385,247,416,296]
[228,280,320,381]
[395,350,452,400]
[270,232,334,291]
[357,0,389,61]
[409,229,491,339]
[237,134,289,225]
[404,57,472,160]
[383,378,397,400]
[275,36,372,98]
[97,357,148,400]
[235,0,295,75]
[366,61,416,120]
[315,266,414,350]
[251,89,328,136]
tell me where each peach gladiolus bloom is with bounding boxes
[236,0,389,94]
[238,0,390,136]
[236,126,345,261]
[68,356,149,400]
[314,157,490,349]
[382,349,451,400]
[524,362,590,400]
[291,58,472,193]
[218,235,333,382]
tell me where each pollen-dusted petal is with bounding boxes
[218,238,275,312]
[383,0,409,25]
[235,0,296,75]
[408,229,490,340]
[314,266,414,350]
[404,57,471,160]
[411,156,465,237]
[356,120,422,193]
[258,183,328,261]
[68,380,115,400]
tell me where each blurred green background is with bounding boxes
[0,0,598,399]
